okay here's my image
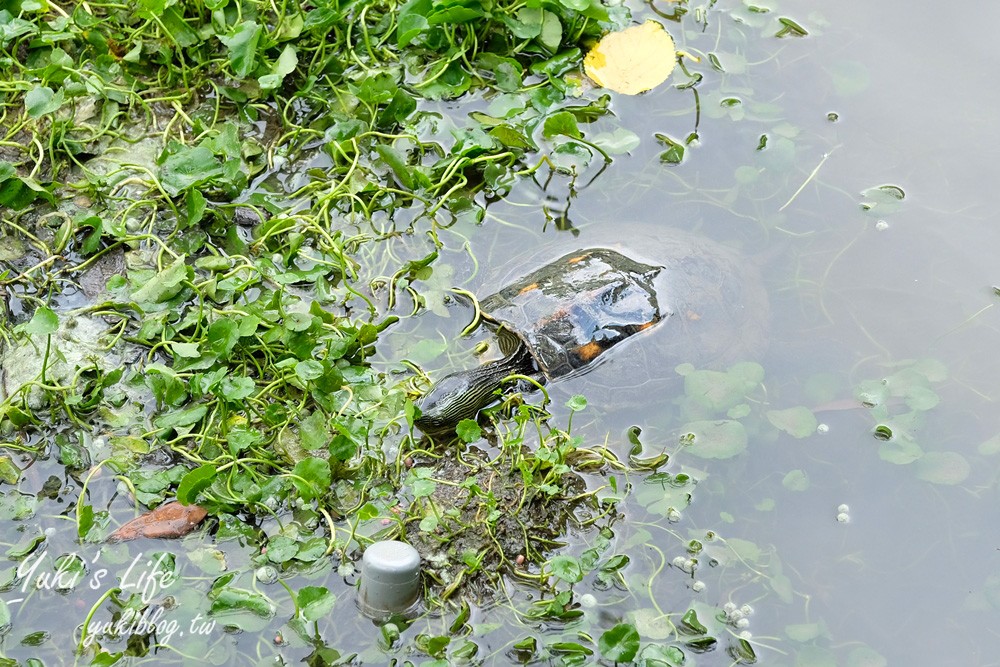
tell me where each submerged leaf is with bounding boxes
[584,21,676,95]
[915,451,970,485]
[681,420,747,459]
[767,406,817,438]
[782,469,810,491]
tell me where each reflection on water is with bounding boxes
[380,1,1000,664]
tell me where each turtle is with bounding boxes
[415,231,769,431]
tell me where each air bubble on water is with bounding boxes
[817,423,829,434]
[256,565,279,584]
[837,512,850,523]
[875,220,889,231]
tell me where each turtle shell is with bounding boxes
[477,235,769,382]
[478,249,665,379]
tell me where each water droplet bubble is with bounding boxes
[875,220,889,231]
[817,423,829,434]
[255,565,279,584]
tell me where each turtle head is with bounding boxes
[414,369,489,432]
[415,349,535,432]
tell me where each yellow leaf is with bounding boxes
[584,21,677,95]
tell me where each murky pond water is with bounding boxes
[378,2,1000,665]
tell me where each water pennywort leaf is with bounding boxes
[549,555,583,583]
[456,419,481,443]
[298,586,336,621]
[767,406,818,438]
[682,420,748,459]
[782,469,810,491]
[24,85,63,117]
[21,306,58,335]
[598,623,640,662]
[176,464,217,504]
[877,431,923,465]
[159,146,224,196]
[914,451,970,485]
[542,111,582,140]
[219,21,263,78]
[132,255,191,305]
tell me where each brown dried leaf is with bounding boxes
[107,502,208,542]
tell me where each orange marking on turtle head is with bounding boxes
[518,282,539,295]
[575,341,604,362]
[566,253,591,264]
[635,320,657,332]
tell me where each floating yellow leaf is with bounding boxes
[584,21,676,95]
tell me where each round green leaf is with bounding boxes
[219,376,256,401]
[23,307,58,335]
[456,419,481,443]
[291,457,331,500]
[549,555,583,583]
[295,360,324,382]
[598,623,640,662]
[298,586,336,621]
